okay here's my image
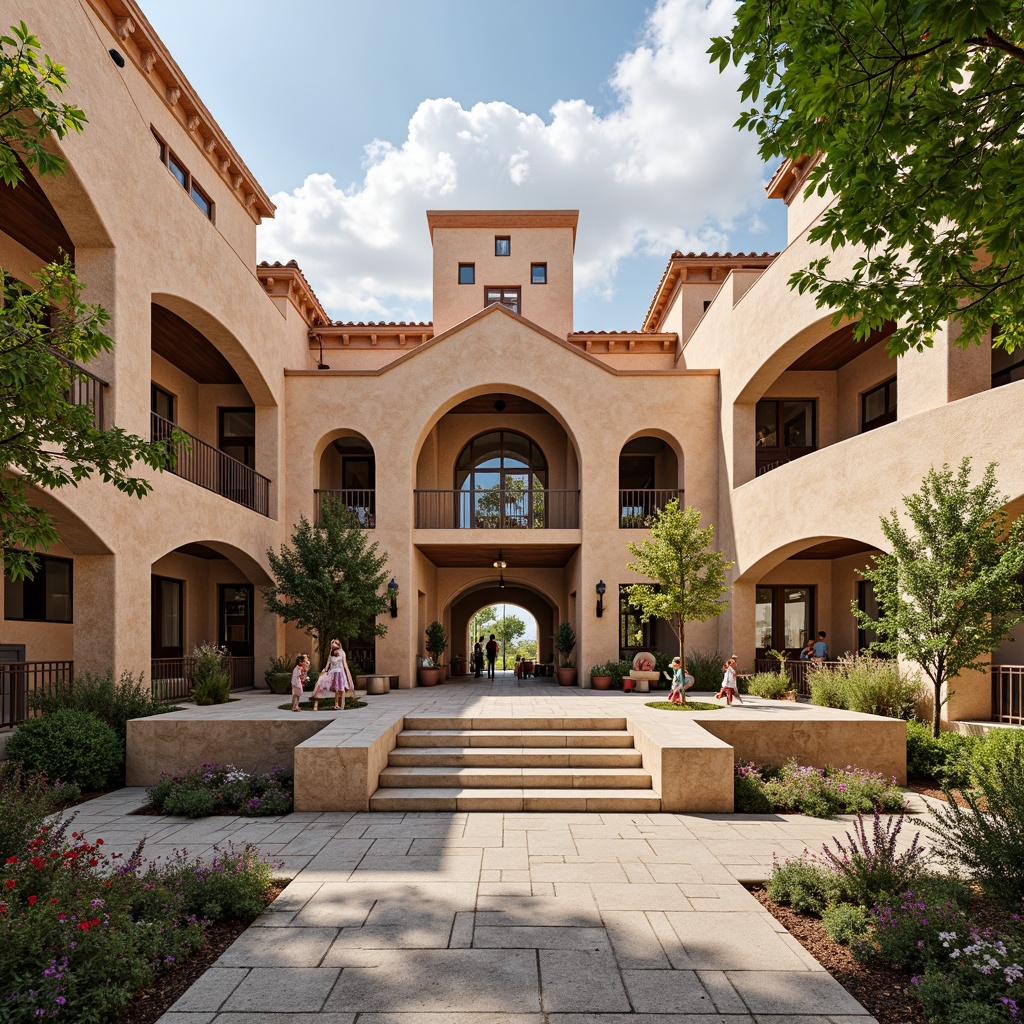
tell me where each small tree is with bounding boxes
[854,459,1024,738]
[494,613,526,669]
[263,499,390,669]
[626,499,733,702]
[425,620,448,667]
[555,621,576,667]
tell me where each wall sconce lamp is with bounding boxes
[596,579,607,617]
[316,333,331,370]
[387,577,398,618]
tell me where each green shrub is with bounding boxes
[163,786,218,818]
[906,720,980,786]
[970,726,1024,788]
[7,708,122,790]
[760,760,905,817]
[687,649,725,691]
[155,843,276,921]
[0,762,79,861]
[734,769,773,812]
[926,735,1024,905]
[809,670,847,708]
[766,856,839,915]
[868,887,970,970]
[821,903,871,945]
[28,670,173,742]
[746,671,790,699]
[147,763,294,818]
[192,643,231,705]
[264,653,294,685]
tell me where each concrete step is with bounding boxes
[402,716,627,732]
[396,729,635,749]
[378,766,653,790]
[368,787,662,813]
[387,746,644,769]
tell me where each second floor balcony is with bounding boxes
[619,488,684,528]
[415,488,580,530]
[151,412,270,516]
[315,488,376,527]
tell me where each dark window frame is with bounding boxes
[4,555,74,623]
[494,236,511,257]
[151,383,175,422]
[530,263,547,285]
[151,574,184,658]
[218,406,256,469]
[152,128,215,222]
[458,263,475,285]
[755,584,815,656]
[992,326,1024,388]
[483,286,522,315]
[754,398,817,475]
[861,377,897,432]
[619,585,659,660]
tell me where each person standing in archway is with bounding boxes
[485,634,499,679]
[474,636,484,678]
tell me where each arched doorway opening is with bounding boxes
[618,433,683,527]
[455,429,547,529]
[317,431,376,527]
[465,601,540,675]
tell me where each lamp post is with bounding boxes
[387,577,398,618]
[596,579,606,617]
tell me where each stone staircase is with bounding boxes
[369,715,660,812]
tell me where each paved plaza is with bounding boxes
[70,770,931,1022]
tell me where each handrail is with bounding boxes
[619,488,684,527]
[755,657,841,697]
[0,660,74,727]
[414,488,580,529]
[992,664,1024,725]
[151,412,270,516]
[150,655,255,701]
[314,489,375,527]
[52,350,107,430]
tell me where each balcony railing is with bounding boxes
[755,657,840,697]
[992,664,1024,725]
[414,488,580,529]
[755,446,816,477]
[53,350,106,429]
[150,655,255,701]
[0,661,74,728]
[151,412,270,516]
[619,489,684,528]
[314,489,375,527]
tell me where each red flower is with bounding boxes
[89,858,98,867]
[4,880,14,890]
[58,913,66,920]
[96,839,103,845]
[49,898,57,904]
[4,857,16,865]
[30,858,45,870]
[27,895,37,907]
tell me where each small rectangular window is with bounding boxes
[531,263,547,285]
[862,378,897,432]
[167,152,188,188]
[484,286,521,315]
[153,128,214,222]
[4,556,73,623]
[190,182,212,219]
[495,236,510,257]
[458,263,475,285]
[151,383,175,423]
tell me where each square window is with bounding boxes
[458,263,475,285]
[495,236,510,257]
[4,556,73,623]
[531,263,547,285]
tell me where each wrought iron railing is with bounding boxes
[755,657,840,697]
[992,664,1024,725]
[346,645,376,674]
[0,661,74,728]
[53,350,106,429]
[619,489,684,528]
[314,489,375,527]
[755,446,816,477]
[414,489,580,529]
[150,656,255,701]
[151,412,270,516]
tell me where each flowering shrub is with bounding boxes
[0,764,79,862]
[734,760,905,818]
[191,643,231,705]
[819,811,928,907]
[765,851,841,914]
[866,890,971,970]
[147,762,294,818]
[0,812,276,1022]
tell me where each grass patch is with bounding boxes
[645,700,720,711]
[278,698,367,711]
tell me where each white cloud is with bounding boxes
[258,0,765,324]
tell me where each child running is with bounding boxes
[667,656,694,704]
[719,655,743,706]
[290,653,310,712]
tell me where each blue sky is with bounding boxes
[144,0,785,330]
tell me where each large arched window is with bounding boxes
[455,431,547,528]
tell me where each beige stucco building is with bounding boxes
[3,0,1022,727]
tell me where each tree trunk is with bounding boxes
[931,678,942,738]
[678,616,687,705]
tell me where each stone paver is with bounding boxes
[63,686,909,1023]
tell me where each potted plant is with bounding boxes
[419,620,447,686]
[555,621,577,685]
[264,654,294,695]
[590,662,613,690]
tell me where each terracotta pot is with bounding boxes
[556,667,577,686]
[591,675,612,690]
[623,678,635,693]
[418,667,441,687]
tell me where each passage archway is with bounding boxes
[618,434,683,528]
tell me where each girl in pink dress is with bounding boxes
[319,638,354,711]
[290,653,310,712]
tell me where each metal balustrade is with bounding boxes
[992,664,1024,725]
[151,412,270,516]
[414,489,580,529]
[0,661,74,727]
[754,658,840,697]
[52,350,106,429]
[150,656,255,701]
[619,489,684,528]
[314,489,376,527]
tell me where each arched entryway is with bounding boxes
[618,433,683,527]
[317,431,376,527]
